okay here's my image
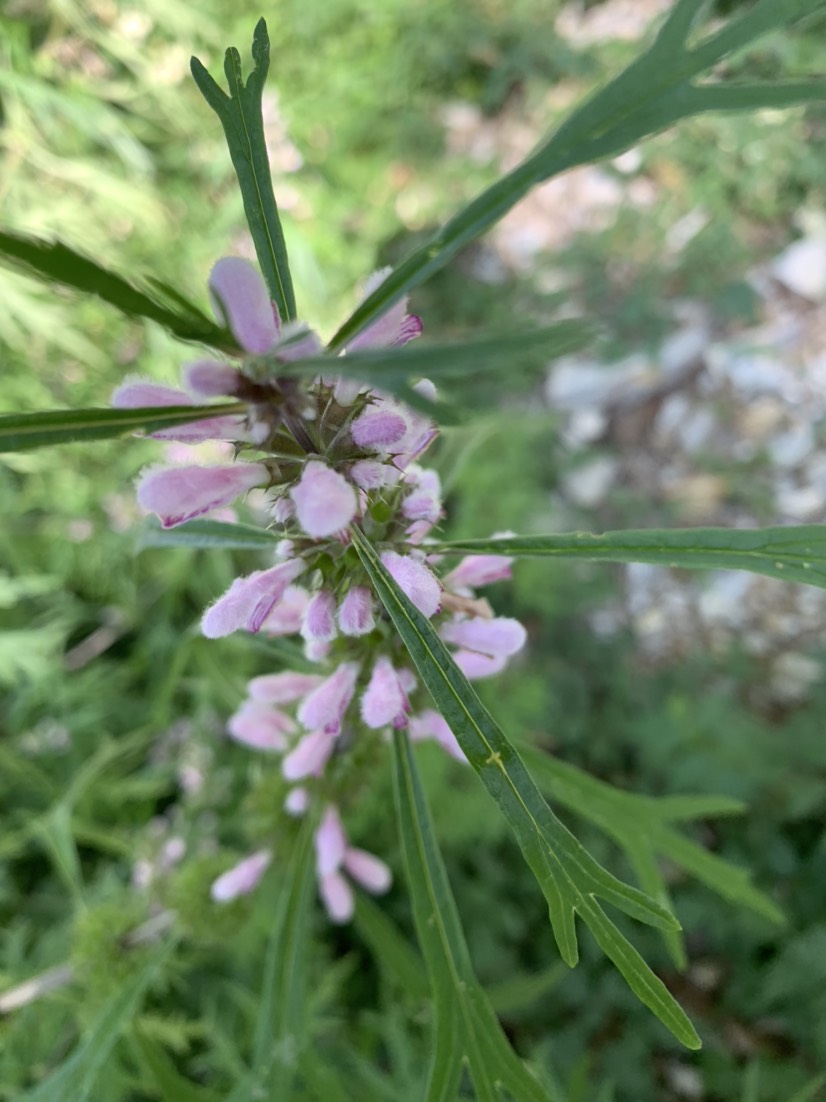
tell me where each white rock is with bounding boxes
[562,408,608,447]
[769,424,816,469]
[769,652,822,704]
[659,323,709,375]
[546,354,654,410]
[561,455,618,508]
[772,237,826,301]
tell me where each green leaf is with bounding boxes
[328,0,826,352]
[0,404,244,452]
[522,749,784,968]
[273,321,594,407]
[191,20,296,322]
[226,822,315,1102]
[137,518,280,552]
[393,730,552,1101]
[133,1028,219,1102]
[353,895,429,1001]
[21,940,175,1102]
[0,229,231,348]
[353,528,700,1049]
[432,526,826,590]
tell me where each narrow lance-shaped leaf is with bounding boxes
[0,404,244,452]
[137,518,280,553]
[191,19,296,321]
[0,229,231,348]
[431,527,826,591]
[328,0,825,351]
[392,729,551,1102]
[352,527,700,1048]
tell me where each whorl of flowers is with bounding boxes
[115,258,526,922]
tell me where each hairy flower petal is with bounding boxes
[315,805,347,876]
[319,870,354,923]
[381,551,441,618]
[350,408,408,448]
[209,257,280,354]
[137,463,267,528]
[211,850,271,903]
[247,670,323,703]
[444,553,513,590]
[452,650,507,680]
[343,848,392,893]
[297,661,359,735]
[301,590,338,642]
[227,701,295,751]
[290,461,358,537]
[183,360,242,397]
[338,586,375,636]
[282,731,335,781]
[440,616,526,658]
[408,709,465,761]
[360,656,408,729]
[201,558,306,638]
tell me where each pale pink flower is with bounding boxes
[347,268,423,351]
[137,462,267,528]
[402,467,442,523]
[289,461,358,537]
[350,407,408,449]
[201,558,306,638]
[381,551,441,618]
[247,670,323,703]
[271,496,295,524]
[112,379,242,443]
[304,638,331,663]
[282,731,336,780]
[284,787,309,816]
[348,459,403,490]
[315,805,347,876]
[301,590,338,642]
[409,709,465,762]
[274,321,322,361]
[452,650,507,680]
[440,617,526,658]
[211,850,272,903]
[183,360,242,397]
[227,700,295,751]
[444,553,513,590]
[338,586,375,636]
[257,584,311,635]
[297,661,359,735]
[209,257,280,354]
[360,656,409,729]
[319,871,354,923]
[343,848,392,893]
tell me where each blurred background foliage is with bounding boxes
[1,0,826,1099]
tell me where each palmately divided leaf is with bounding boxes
[354,528,699,1048]
[328,0,826,352]
[191,19,296,322]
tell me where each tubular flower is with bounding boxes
[118,256,526,922]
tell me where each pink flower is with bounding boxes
[350,407,408,449]
[348,459,403,491]
[112,379,242,443]
[301,590,338,642]
[444,553,513,590]
[380,551,441,618]
[247,670,323,703]
[338,586,375,636]
[208,257,280,354]
[289,461,358,538]
[297,661,359,735]
[284,787,309,816]
[201,558,306,638]
[136,462,267,527]
[257,584,310,635]
[343,848,392,893]
[440,617,526,658]
[227,701,295,751]
[282,731,336,781]
[319,871,354,923]
[452,650,507,680]
[402,467,442,523]
[360,656,409,729]
[346,268,423,352]
[211,850,271,903]
[183,360,242,397]
[409,709,465,762]
[315,805,347,876]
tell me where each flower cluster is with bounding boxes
[118,257,525,921]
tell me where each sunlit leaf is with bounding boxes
[0,404,244,452]
[191,19,296,322]
[353,528,699,1048]
[432,526,826,590]
[328,0,826,351]
[0,229,230,348]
